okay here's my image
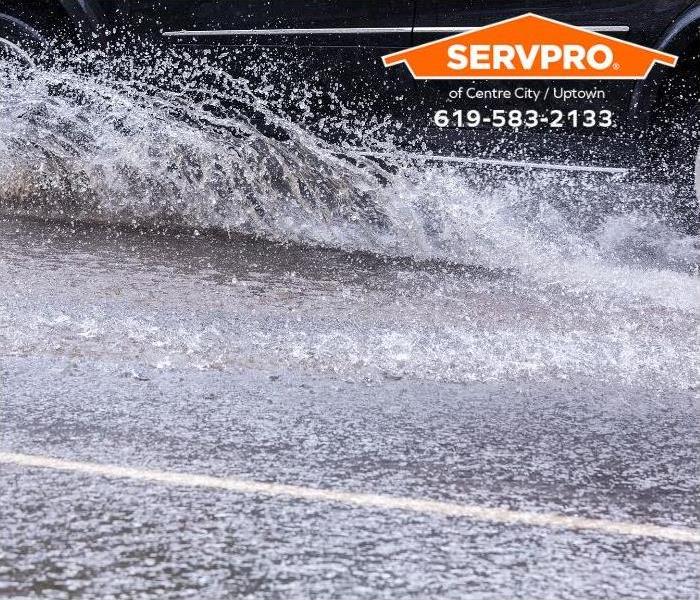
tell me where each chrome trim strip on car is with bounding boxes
[413,25,629,33]
[359,151,630,175]
[164,27,412,36]
[163,25,629,37]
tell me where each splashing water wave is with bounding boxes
[0,49,698,316]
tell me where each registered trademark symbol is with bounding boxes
[613,63,621,70]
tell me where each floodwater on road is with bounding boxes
[0,216,698,599]
[1,51,699,599]
[0,216,698,389]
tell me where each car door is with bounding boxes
[125,1,416,145]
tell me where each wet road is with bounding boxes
[1,217,699,599]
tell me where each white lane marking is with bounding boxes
[162,25,629,37]
[2,452,699,543]
[357,151,630,175]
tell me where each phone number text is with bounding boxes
[433,109,614,129]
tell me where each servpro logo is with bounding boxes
[446,43,615,72]
[382,14,677,79]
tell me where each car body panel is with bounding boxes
[1,0,697,168]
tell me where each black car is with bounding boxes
[1,1,699,213]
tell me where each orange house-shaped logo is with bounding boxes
[382,14,677,80]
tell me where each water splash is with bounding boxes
[0,45,698,314]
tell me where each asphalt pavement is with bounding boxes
[1,217,698,599]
